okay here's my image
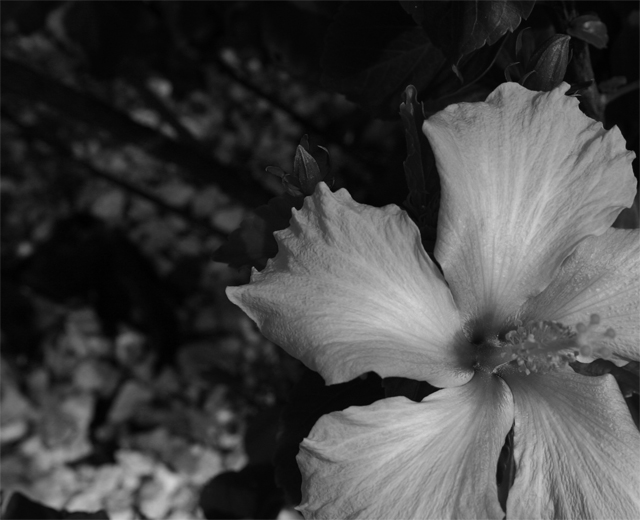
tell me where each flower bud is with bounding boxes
[523,34,571,92]
[267,135,332,197]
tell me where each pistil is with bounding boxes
[500,314,616,375]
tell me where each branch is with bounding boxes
[603,79,639,106]
[214,57,327,139]
[213,56,381,180]
[2,108,227,239]
[1,56,273,208]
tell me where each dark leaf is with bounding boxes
[419,0,535,66]
[419,31,508,108]
[199,464,283,520]
[399,1,424,24]
[521,69,537,85]
[504,62,519,82]
[399,85,428,200]
[515,27,528,58]
[499,21,558,84]
[567,14,608,49]
[321,1,446,117]
[398,85,438,251]
[212,193,304,270]
[2,491,109,520]
[441,30,509,87]
[523,34,571,91]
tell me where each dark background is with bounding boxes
[1,1,638,518]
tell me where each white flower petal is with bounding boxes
[520,228,640,361]
[297,371,514,519]
[424,82,636,336]
[499,368,640,519]
[228,183,474,387]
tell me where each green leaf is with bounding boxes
[321,1,446,117]
[567,14,608,49]
[441,30,509,87]
[416,0,535,67]
[399,85,439,252]
[400,85,428,198]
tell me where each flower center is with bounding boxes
[478,314,616,375]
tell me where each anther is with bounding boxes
[503,319,575,374]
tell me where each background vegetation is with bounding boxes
[1,1,637,518]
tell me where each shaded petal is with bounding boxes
[297,371,514,520]
[499,367,640,519]
[424,82,636,336]
[228,183,474,387]
[520,229,640,361]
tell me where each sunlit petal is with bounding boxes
[227,183,474,387]
[424,82,636,336]
[499,367,640,519]
[520,228,640,361]
[297,371,514,519]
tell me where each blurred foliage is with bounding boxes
[1,1,638,518]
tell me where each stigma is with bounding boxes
[500,314,616,375]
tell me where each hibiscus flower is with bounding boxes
[227,82,640,519]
